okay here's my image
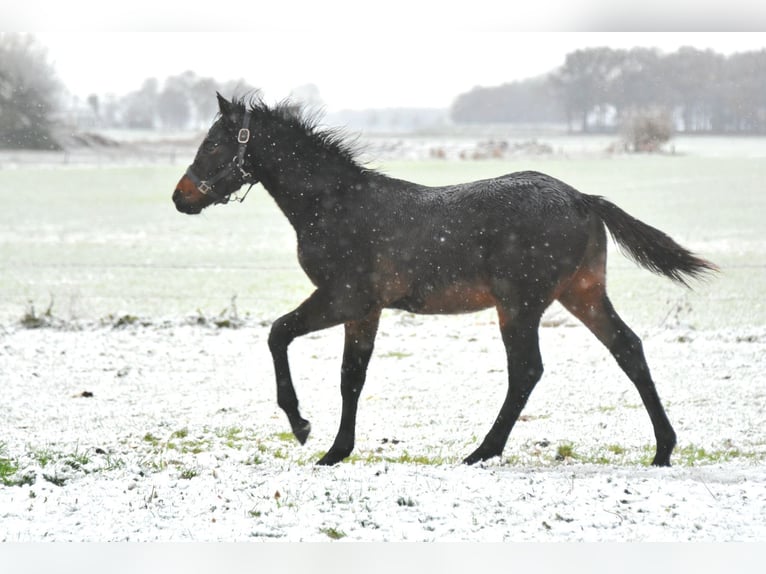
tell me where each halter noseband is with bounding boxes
[185,110,258,204]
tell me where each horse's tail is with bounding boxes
[581,194,718,286]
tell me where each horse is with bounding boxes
[173,93,716,467]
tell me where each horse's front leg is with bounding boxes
[267,288,374,447]
[317,310,381,466]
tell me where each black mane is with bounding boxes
[231,92,369,175]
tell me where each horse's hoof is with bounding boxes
[462,447,499,465]
[316,450,345,466]
[462,454,482,466]
[315,456,339,466]
[292,420,311,445]
[317,448,351,466]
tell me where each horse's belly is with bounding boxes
[390,282,497,315]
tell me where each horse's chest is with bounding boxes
[296,234,363,284]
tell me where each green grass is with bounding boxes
[179,467,199,480]
[30,447,57,467]
[0,443,20,486]
[556,443,577,461]
[380,351,413,359]
[341,449,450,466]
[319,527,347,540]
[0,155,764,328]
[273,431,297,443]
[671,444,762,466]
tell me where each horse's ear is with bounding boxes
[216,92,237,124]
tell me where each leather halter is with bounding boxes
[185,110,258,204]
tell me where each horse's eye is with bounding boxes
[203,140,219,152]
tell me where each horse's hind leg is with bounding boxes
[317,310,381,466]
[464,305,545,465]
[558,275,677,466]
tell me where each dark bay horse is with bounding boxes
[173,93,716,466]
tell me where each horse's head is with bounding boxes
[173,93,258,214]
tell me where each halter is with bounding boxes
[185,110,258,204]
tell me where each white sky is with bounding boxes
[8,2,766,111]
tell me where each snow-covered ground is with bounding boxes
[2,132,764,544]
[2,312,764,542]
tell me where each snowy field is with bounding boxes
[1,135,765,543]
[1,316,765,542]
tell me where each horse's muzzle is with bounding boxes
[173,176,211,214]
[173,188,202,214]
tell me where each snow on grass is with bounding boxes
[1,315,764,541]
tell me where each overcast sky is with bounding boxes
[10,2,766,111]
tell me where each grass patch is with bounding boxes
[19,299,57,329]
[597,405,618,413]
[555,443,577,461]
[31,447,57,467]
[143,433,161,447]
[216,426,250,449]
[31,445,90,470]
[1,443,20,486]
[606,444,626,456]
[273,431,297,443]
[244,454,263,466]
[168,438,211,454]
[179,467,199,480]
[319,527,346,540]
[61,450,90,470]
[380,351,412,360]
[112,314,140,328]
[672,444,762,466]
[191,296,247,329]
[143,429,213,455]
[341,449,450,466]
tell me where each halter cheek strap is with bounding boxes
[185,110,258,204]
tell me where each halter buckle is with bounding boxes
[198,181,213,195]
[237,128,250,144]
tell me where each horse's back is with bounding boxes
[373,170,596,314]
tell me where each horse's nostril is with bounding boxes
[173,189,182,202]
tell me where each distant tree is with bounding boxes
[451,45,766,135]
[157,86,190,129]
[187,75,219,128]
[450,76,564,124]
[552,47,623,132]
[86,94,100,117]
[609,47,665,116]
[720,50,766,133]
[621,107,674,152]
[122,78,159,129]
[0,33,63,149]
[662,47,724,132]
[158,73,194,129]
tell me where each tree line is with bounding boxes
[3,34,766,151]
[451,46,766,134]
[81,72,256,131]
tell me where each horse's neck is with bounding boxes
[256,137,364,230]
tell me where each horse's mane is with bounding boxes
[231,91,368,173]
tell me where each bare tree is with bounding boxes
[621,107,674,152]
[0,33,63,149]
